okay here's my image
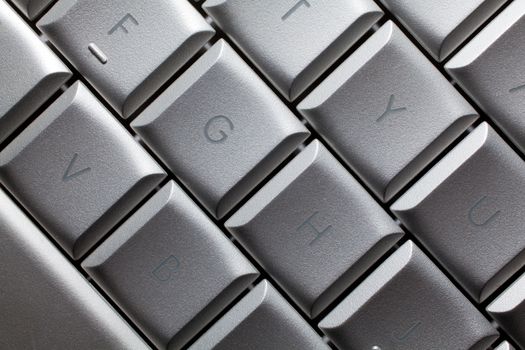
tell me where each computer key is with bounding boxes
[392,123,525,302]
[494,341,516,350]
[0,188,150,350]
[446,0,525,154]
[203,0,383,100]
[299,21,477,202]
[319,241,498,350]
[83,181,259,350]
[380,0,506,60]
[189,280,329,350]
[488,272,525,348]
[38,0,214,117]
[132,40,309,219]
[226,140,403,318]
[0,82,166,259]
[0,0,71,143]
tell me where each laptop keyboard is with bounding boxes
[0,0,524,349]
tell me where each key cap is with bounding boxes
[0,82,166,259]
[446,0,525,154]
[392,123,525,302]
[0,188,150,350]
[132,40,309,219]
[319,241,498,350]
[380,0,506,61]
[488,272,525,348]
[203,0,383,101]
[38,0,214,118]
[10,0,54,19]
[494,341,516,350]
[0,0,70,144]
[189,280,329,350]
[82,181,259,350]
[226,140,403,318]
[298,21,477,202]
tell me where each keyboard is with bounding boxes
[0,0,524,349]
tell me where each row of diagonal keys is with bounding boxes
[446,0,525,154]
[226,140,403,318]
[83,181,258,350]
[392,123,525,302]
[203,0,383,101]
[189,280,329,350]
[0,82,166,259]
[0,0,71,144]
[488,272,525,348]
[37,0,215,118]
[299,21,477,202]
[132,40,309,219]
[320,241,498,350]
[0,188,150,349]
[380,0,506,61]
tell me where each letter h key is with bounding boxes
[296,211,333,246]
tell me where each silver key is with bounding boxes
[488,272,525,348]
[392,122,525,302]
[82,181,259,350]
[38,0,214,117]
[0,0,70,144]
[132,40,309,219]
[10,0,54,19]
[0,82,166,259]
[298,21,477,202]
[446,0,525,154]
[203,0,383,100]
[0,188,150,350]
[380,0,506,61]
[226,140,403,318]
[494,342,517,350]
[319,241,498,350]
[189,280,329,350]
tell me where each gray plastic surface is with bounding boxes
[0,82,166,259]
[226,140,403,318]
[319,241,498,350]
[189,280,329,350]
[446,0,525,154]
[132,40,309,218]
[0,0,71,143]
[299,21,477,202]
[38,0,214,117]
[488,272,525,348]
[83,181,259,350]
[380,0,506,60]
[10,0,54,19]
[0,188,150,350]
[392,123,525,302]
[203,0,382,100]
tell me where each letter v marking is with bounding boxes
[63,153,91,182]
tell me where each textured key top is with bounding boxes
[189,280,329,350]
[488,272,525,348]
[38,0,214,117]
[494,341,516,350]
[0,189,150,350]
[380,0,505,61]
[0,0,70,144]
[10,0,54,19]
[392,123,525,302]
[319,241,498,350]
[446,0,525,154]
[203,0,383,100]
[298,22,477,202]
[226,140,403,318]
[0,82,165,259]
[83,181,258,350]
[132,40,309,219]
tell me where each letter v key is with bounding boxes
[377,94,407,122]
[63,153,91,182]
